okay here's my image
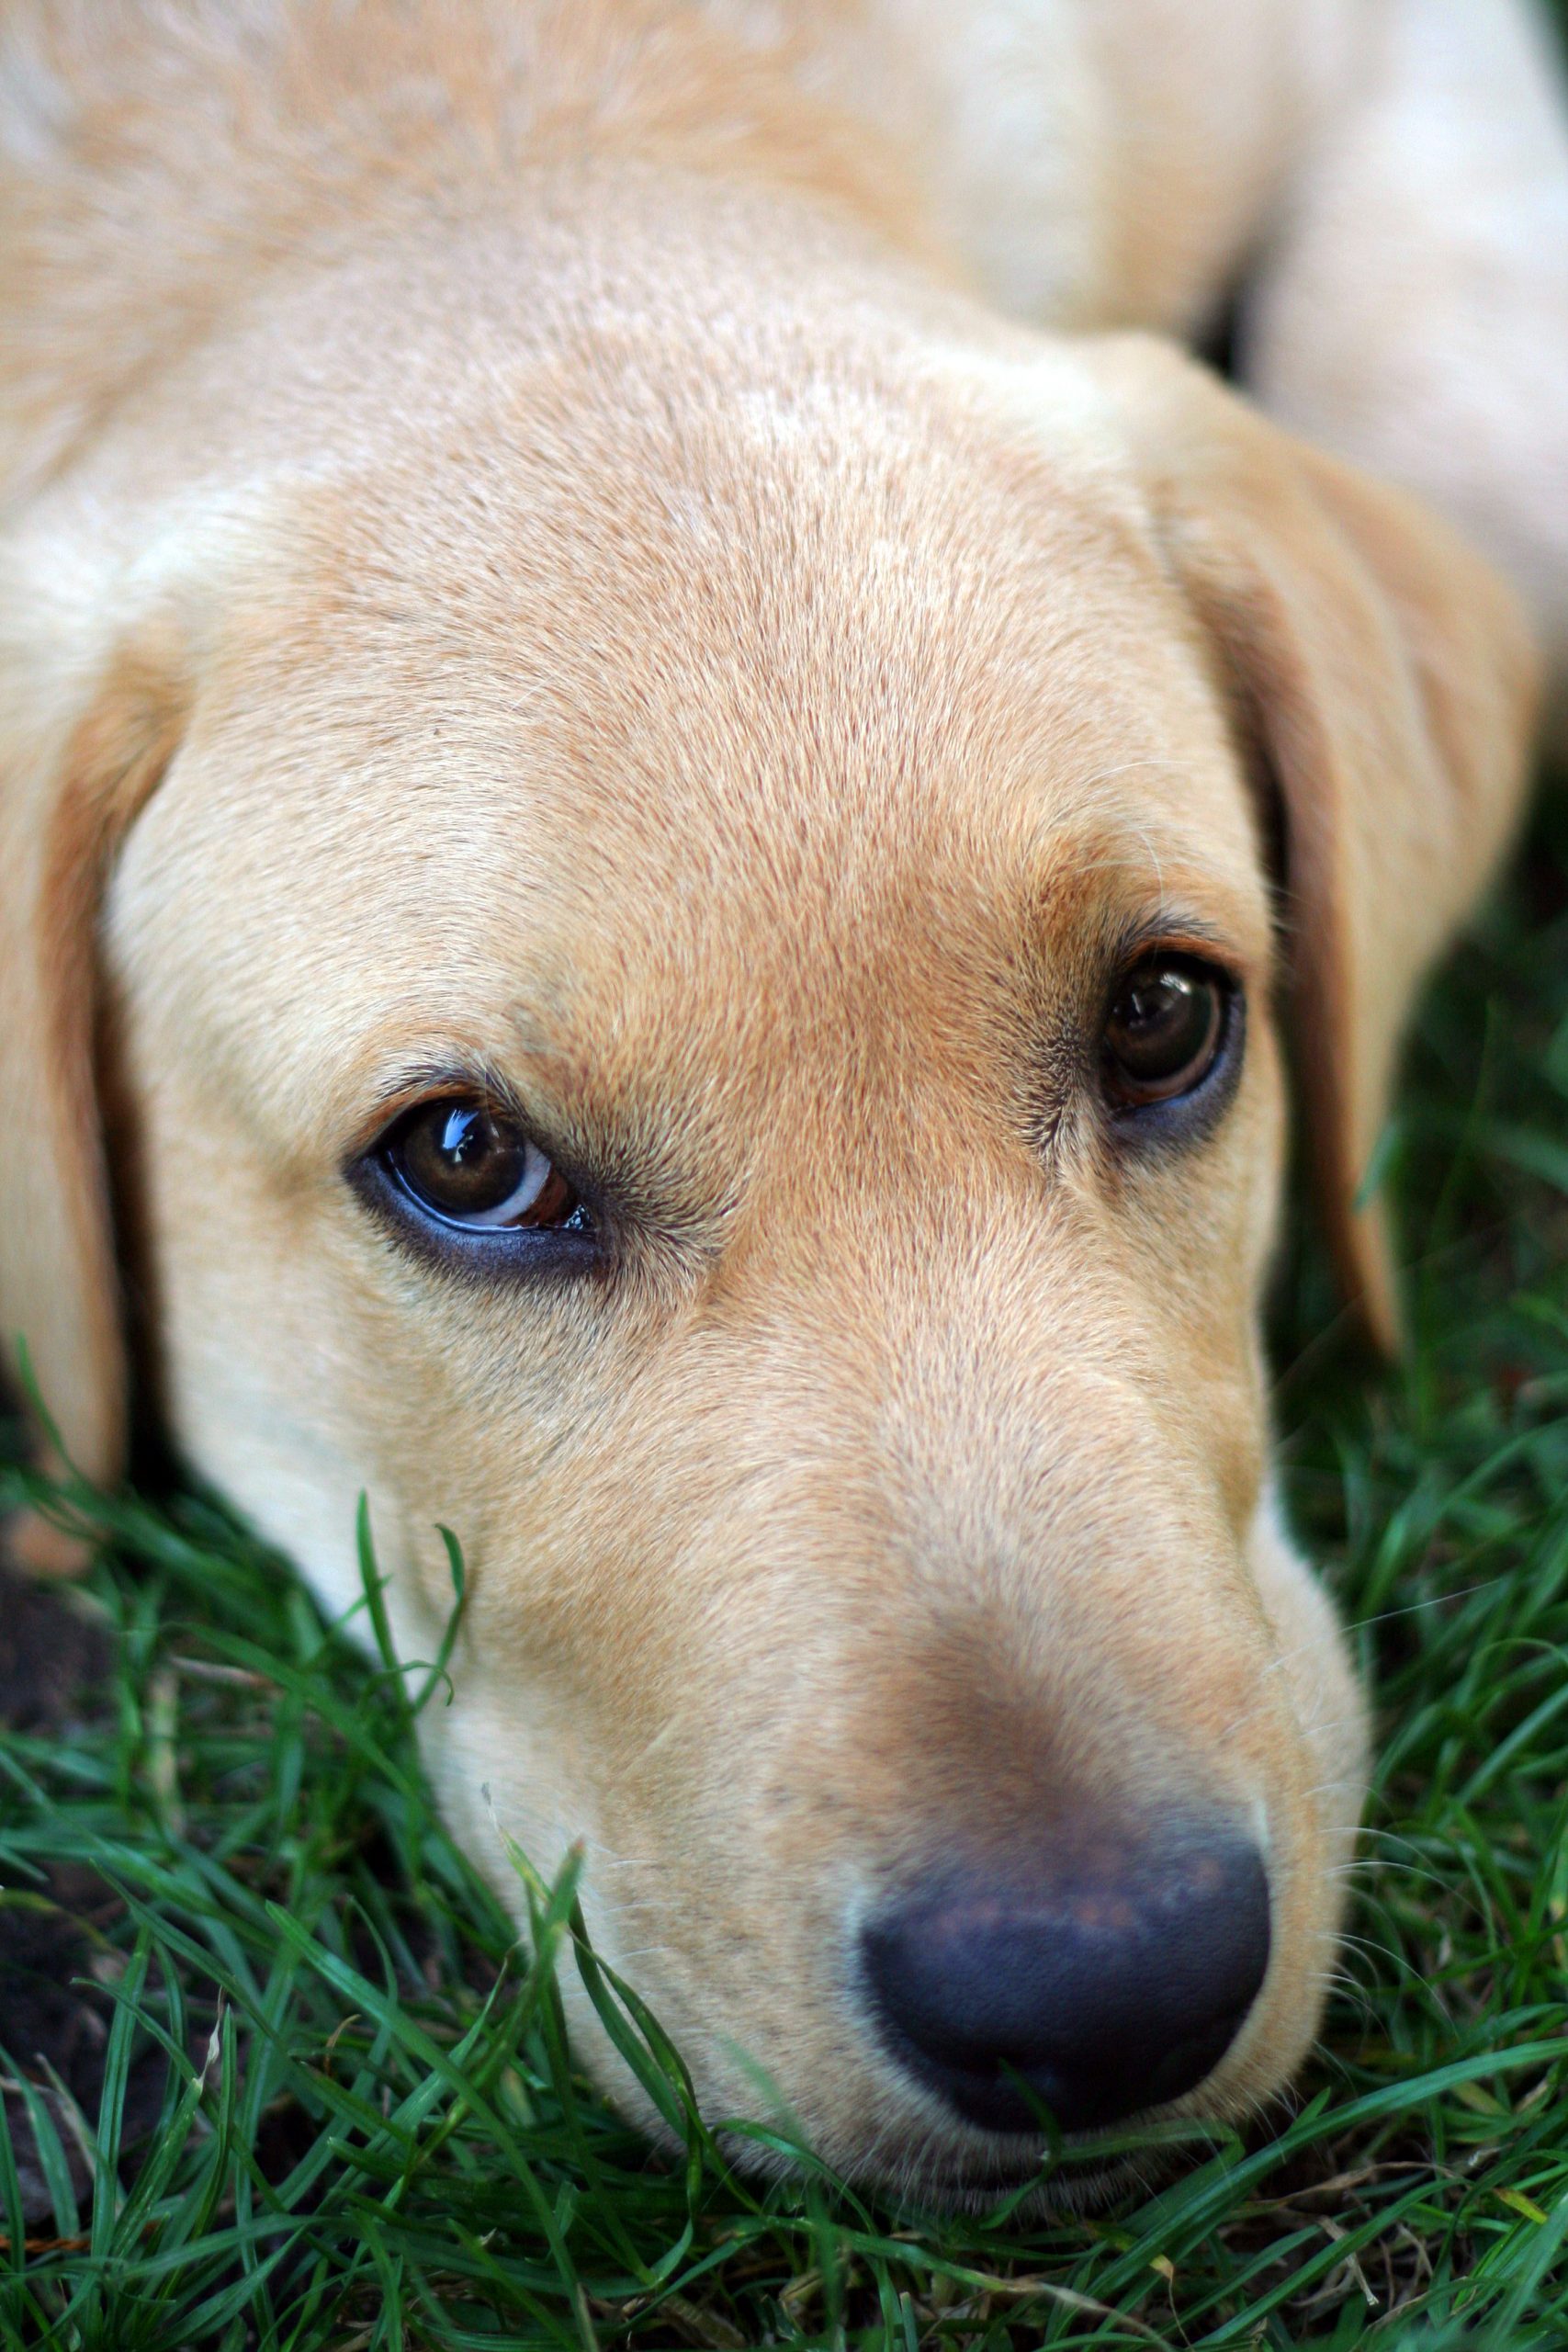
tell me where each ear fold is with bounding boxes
[1091,338,1540,1351]
[0,624,186,1538]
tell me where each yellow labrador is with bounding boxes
[2,0,1560,2199]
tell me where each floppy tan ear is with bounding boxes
[0,623,186,1558]
[1091,339,1541,1351]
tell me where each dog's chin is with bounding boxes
[867,2151,1149,2220]
[703,2110,1183,2218]
[864,2138,1190,2219]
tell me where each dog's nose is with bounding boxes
[861,1828,1269,2133]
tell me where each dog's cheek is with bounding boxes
[424,1667,812,2149]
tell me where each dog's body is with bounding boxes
[1,0,1562,2196]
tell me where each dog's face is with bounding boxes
[2,298,1533,2194]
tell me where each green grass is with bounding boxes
[4,774,1567,2351]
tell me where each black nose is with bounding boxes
[862,1828,1270,2134]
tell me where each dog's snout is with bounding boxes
[861,1827,1270,2134]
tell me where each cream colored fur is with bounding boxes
[0,0,1556,2195]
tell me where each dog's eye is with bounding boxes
[382,1100,588,1232]
[1102,956,1231,1109]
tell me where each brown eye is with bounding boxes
[1102,956,1230,1108]
[384,1100,585,1230]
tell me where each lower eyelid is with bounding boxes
[365,1162,601,1274]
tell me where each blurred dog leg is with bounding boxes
[1244,0,1568,742]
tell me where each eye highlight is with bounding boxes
[1100,954,1236,1114]
[378,1097,591,1235]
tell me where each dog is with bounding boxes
[2,0,1563,2201]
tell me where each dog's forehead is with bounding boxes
[118,351,1270,1141]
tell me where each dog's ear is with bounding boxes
[1091,339,1540,1351]
[0,620,187,1553]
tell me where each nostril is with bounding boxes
[862,1829,1270,2134]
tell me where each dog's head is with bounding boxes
[0,295,1535,2194]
